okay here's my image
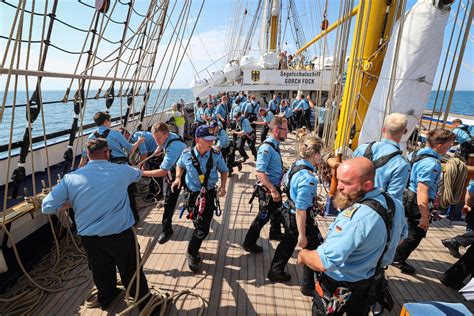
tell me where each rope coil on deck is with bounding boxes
[439,157,468,209]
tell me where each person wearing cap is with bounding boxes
[79,111,144,224]
[141,122,187,244]
[171,125,228,272]
[210,120,242,176]
[231,111,257,162]
[253,107,275,143]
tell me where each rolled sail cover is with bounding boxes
[359,0,449,148]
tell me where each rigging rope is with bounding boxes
[440,157,468,209]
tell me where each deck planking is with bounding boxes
[9,133,473,315]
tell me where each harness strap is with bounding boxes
[190,148,214,189]
[93,128,111,139]
[363,141,402,169]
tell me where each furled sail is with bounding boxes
[359,0,450,147]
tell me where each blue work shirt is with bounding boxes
[263,111,274,124]
[216,129,230,149]
[42,160,139,236]
[238,117,253,134]
[317,107,328,124]
[195,107,206,123]
[245,101,260,116]
[291,99,299,111]
[256,136,283,186]
[177,147,228,192]
[231,104,241,120]
[160,132,187,171]
[84,126,131,158]
[130,131,157,155]
[268,100,278,112]
[468,180,474,193]
[295,99,309,111]
[280,105,292,118]
[353,139,410,201]
[215,103,227,121]
[286,159,317,214]
[453,126,471,145]
[204,107,216,120]
[407,147,441,200]
[317,189,393,282]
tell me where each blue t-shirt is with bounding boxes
[407,147,441,200]
[130,131,157,155]
[160,133,187,171]
[286,159,318,213]
[42,160,140,236]
[177,147,229,192]
[453,126,471,145]
[353,139,410,201]
[216,129,230,149]
[256,136,283,186]
[84,126,131,159]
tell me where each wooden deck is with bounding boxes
[8,133,474,315]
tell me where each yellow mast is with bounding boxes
[269,0,279,51]
[335,0,399,151]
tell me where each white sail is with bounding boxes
[359,0,450,147]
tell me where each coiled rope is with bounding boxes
[440,157,468,209]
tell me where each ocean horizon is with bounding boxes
[1,89,473,147]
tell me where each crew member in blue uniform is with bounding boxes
[230,96,242,130]
[121,128,162,200]
[279,99,293,132]
[215,95,228,129]
[253,107,274,143]
[42,138,153,312]
[268,136,323,292]
[242,116,288,252]
[172,125,228,272]
[232,111,257,162]
[298,157,405,315]
[353,113,411,202]
[293,94,311,129]
[292,94,305,129]
[268,94,278,114]
[393,128,455,274]
[451,118,473,160]
[79,111,144,223]
[141,123,187,244]
[210,120,242,176]
[243,95,260,123]
[79,111,143,166]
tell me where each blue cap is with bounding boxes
[195,125,217,140]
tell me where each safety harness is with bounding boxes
[362,141,402,169]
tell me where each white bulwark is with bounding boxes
[194,69,333,98]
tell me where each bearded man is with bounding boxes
[298,157,405,315]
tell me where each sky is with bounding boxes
[0,0,473,92]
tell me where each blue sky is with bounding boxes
[0,0,473,91]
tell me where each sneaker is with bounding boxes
[391,261,416,274]
[442,239,461,258]
[242,243,263,253]
[267,270,291,282]
[187,253,201,273]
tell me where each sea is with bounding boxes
[0,89,473,148]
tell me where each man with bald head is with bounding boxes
[353,112,410,201]
[298,157,405,315]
